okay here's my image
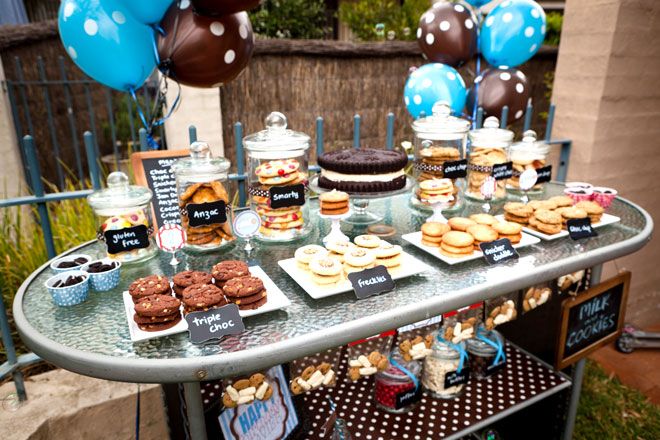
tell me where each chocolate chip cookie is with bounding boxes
[134,294,181,317]
[182,284,228,311]
[173,270,213,296]
[222,276,265,298]
[128,275,171,302]
[211,260,250,284]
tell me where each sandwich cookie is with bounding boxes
[294,245,329,271]
[308,256,343,285]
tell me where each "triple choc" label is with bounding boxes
[269,184,305,209]
[185,304,245,344]
[186,200,227,227]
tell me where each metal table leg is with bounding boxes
[562,264,603,440]
[183,382,208,440]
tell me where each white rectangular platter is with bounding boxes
[123,266,290,342]
[494,213,621,241]
[401,231,540,266]
[278,251,434,299]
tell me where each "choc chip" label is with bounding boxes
[269,184,305,209]
[567,218,598,240]
[185,304,245,344]
[186,200,227,227]
[442,159,468,179]
[348,265,395,300]
[480,238,519,265]
[536,165,552,184]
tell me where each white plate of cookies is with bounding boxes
[278,236,434,299]
[401,214,540,265]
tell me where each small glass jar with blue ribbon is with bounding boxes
[467,328,506,380]
[374,354,422,414]
[422,332,469,399]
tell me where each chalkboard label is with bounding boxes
[480,239,519,265]
[485,359,506,376]
[104,225,150,255]
[269,184,305,209]
[186,200,227,227]
[442,159,468,179]
[567,218,598,240]
[556,271,630,369]
[185,304,245,344]
[395,386,422,409]
[492,162,513,181]
[347,265,395,300]
[444,368,470,389]
[536,165,552,184]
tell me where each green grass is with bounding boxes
[575,360,660,439]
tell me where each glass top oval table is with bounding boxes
[12,184,653,440]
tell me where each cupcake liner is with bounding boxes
[45,270,89,307]
[50,253,93,273]
[592,187,617,209]
[564,188,593,204]
[82,259,122,292]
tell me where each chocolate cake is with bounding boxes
[318,148,408,193]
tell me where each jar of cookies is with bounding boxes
[507,130,551,195]
[422,337,466,399]
[466,116,514,201]
[172,141,234,252]
[243,112,311,241]
[411,102,470,212]
[88,171,157,263]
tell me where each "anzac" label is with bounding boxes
[186,200,227,227]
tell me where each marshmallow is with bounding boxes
[359,367,377,376]
[255,382,269,400]
[322,370,335,386]
[297,378,311,391]
[237,395,254,405]
[349,359,362,368]
[358,355,372,368]
[239,387,256,396]
[226,386,239,402]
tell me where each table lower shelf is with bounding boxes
[302,343,571,440]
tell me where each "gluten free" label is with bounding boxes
[480,238,519,265]
[269,184,305,209]
[185,304,245,344]
[347,265,395,300]
[104,225,150,255]
[186,200,227,227]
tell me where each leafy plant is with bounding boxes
[338,0,429,41]
[249,0,330,39]
[544,12,563,46]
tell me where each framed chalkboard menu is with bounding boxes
[131,150,189,230]
[555,271,630,369]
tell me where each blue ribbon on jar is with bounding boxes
[389,355,420,391]
[436,333,469,374]
[477,327,506,366]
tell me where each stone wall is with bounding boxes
[553,0,660,326]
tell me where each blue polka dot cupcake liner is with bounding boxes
[45,270,90,307]
[82,259,122,292]
[49,253,93,274]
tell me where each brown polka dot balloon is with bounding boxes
[157,2,254,88]
[417,1,478,68]
[468,68,530,122]
[191,0,261,16]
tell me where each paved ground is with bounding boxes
[589,324,660,405]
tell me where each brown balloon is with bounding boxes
[417,2,477,68]
[157,3,254,88]
[191,0,261,16]
[468,68,530,123]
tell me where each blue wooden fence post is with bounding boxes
[316,117,324,158]
[22,136,56,259]
[500,106,509,127]
[545,104,556,141]
[234,123,246,206]
[523,100,533,132]
[476,107,484,128]
[83,132,101,190]
[0,296,27,401]
[138,128,149,152]
[353,114,361,148]
[189,125,198,144]
[386,113,395,150]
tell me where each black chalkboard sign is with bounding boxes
[185,304,245,344]
[555,271,630,369]
[492,162,513,180]
[131,150,189,230]
[395,386,422,409]
[567,218,598,240]
[479,239,519,265]
[442,159,468,179]
[347,265,395,300]
[103,225,150,255]
[444,368,470,389]
[536,165,552,184]
[186,200,227,227]
[269,184,305,209]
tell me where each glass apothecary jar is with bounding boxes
[466,116,514,202]
[374,355,421,414]
[88,172,157,263]
[171,141,234,252]
[507,130,551,195]
[411,102,470,212]
[422,337,466,399]
[466,329,505,380]
[243,112,311,242]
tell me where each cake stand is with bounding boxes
[318,211,352,244]
[309,176,415,225]
[415,196,455,223]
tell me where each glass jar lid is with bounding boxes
[243,112,311,152]
[468,116,514,147]
[87,171,152,209]
[431,337,461,360]
[379,354,421,381]
[171,141,230,176]
[412,102,471,141]
[510,130,550,155]
[466,329,503,356]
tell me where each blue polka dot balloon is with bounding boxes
[58,0,157,92]
[464,0,493,8]
[119,0,174,24]
[480,0,546,68]
[404,63,467,119]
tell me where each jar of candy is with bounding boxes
[243,112,311,241]
[87,172,157,263]
[172,141,234,252]
[507,130,551,195]
[466,117,514,202]
[422,337,466,399]
[411,102,470,212]
[374,355,421,413]
[466,329,505,380]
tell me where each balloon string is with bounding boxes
[471,7,482,129]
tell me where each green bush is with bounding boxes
[249,0,330,39]
[544,11,562,46]
[339,0,429,41]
